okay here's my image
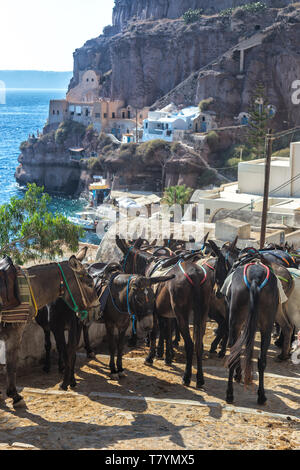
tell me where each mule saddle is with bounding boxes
[0,256,20,310]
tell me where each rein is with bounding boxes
[57,263,88,321]
[243,263,270,291]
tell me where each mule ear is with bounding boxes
[200,232,209,247]
[208,240,222,258]
[69,255,83,273]
[76,245,88,262]
[134,238,144,249]
[116,235,127,253]
[229,236,238,252]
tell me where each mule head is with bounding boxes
[208,240,228,290]
[68,255,100,312]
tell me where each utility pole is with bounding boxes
[260,129,273,249]
[135,108,138,143]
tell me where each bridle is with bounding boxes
[57,263,90,321]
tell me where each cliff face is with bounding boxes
[153,7,300,129]
[71,1,295,111]
[112,0,291,30]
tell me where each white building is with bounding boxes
[238,142,300,198]
[142,104,200,142]
[192,142,300,226]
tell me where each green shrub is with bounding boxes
[55,120,86,145]
[219,2,267,18]
[20,141,29,151]
[197,169,217,187]
[199,97,214,112]
[87,157,102,172]
[183,8,203,24]
[206,131,219,150]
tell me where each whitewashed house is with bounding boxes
[142,105,200,142]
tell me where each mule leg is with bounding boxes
[43,330,52,373]
[145,315,158,366]
[176,315,193,387]
[156,317,165,359]
[173,319,181,347]
[53,328,69,390]
[69,318,81,389]
[106,323,118,379]
[257,329,272,405]
[5,325,26,407]
[116,329,127,378]
[226,308,241,404]
[82,323,95,358]
[165,318,174,366]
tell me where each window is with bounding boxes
[52,110,55,115]
[85,109,89,117]
[95,113,100,118]
[104,113,108,118]
[57,110,59,115]
[112,112,115,119]
[122,112,125,119]
[206,209,211,215]
[86,78,89,82]
[128,111,131,119]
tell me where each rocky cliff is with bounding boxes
[112,0,291,30]
[70,1,297,115]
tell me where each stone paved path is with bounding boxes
[0,323,299,450]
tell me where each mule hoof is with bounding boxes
[182,378,191,387]
[165,359,172,366]
[59,383,68,391]
[70,382,77,389]
[87,351,95,359]
[110,373,119,380]
[118,371,126,378]
[257,396,267,406]
[156,353,164,359]
[218,351,226,359]
[274,354,288,362]
[196,384,205,391]
[144,358,153,366]
[226,396,234,404]
[13,397,26,409]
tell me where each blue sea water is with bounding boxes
[0,89,99,245]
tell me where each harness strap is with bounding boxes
[243,263,270,291]
[57,263,88,321]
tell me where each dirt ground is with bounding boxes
[0,321,299,450]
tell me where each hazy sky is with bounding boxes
[0,0,115,71]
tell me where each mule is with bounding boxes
[1,247,100,406]
[37,263,174,386]
[116,236,226,389]
[89,262,174,379]
[225,260,279,405]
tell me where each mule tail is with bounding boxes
[227,280,260,385]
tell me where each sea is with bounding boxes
[0,89,100,245]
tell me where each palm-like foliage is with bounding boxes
[162,185,193,208]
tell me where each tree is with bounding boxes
[162,185,193,208]
[0,184,84,264]
[247,83,271,159]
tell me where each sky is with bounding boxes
[0,0,115,71]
